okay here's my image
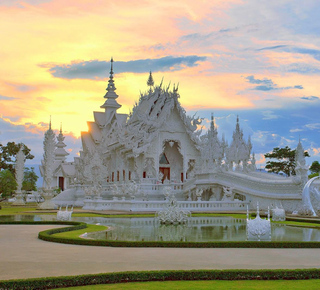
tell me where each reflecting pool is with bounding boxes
[2,215,320,242]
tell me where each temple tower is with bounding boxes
[55,124,69,162]
[100,58,121,124]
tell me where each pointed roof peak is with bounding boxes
[147,71,154,87]
[211,112,215,129]
[110,57,114,74]
[101,58,121,111]
[49,115,52,130]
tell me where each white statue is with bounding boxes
[221,186,234,201]
[40,120,57,209]
[300,176,320,216]
[246,203,271,241]
[195,188,203,201]
[156,189,191,224]
[13,147,26,205]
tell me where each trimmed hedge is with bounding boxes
[1,269,320,289]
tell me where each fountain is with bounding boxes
[155,187,191,224]
[271,207,286,221]
[57,206,73,221]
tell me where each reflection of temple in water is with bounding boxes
[84,216,248,242]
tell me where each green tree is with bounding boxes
[22,167,38,192]
[0,169,17,197]
[264,146,310,176]
[309,161,320,174]
[0,142,34,174]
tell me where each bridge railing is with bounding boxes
[82,199,249,212]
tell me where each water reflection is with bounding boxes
[1,215,320,242]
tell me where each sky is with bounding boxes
[1,0,320,174]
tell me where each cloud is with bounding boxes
[284,63,320,75]
[43,56,207,80]
[301,96,319,101]
[245,75,273,85]
[0,0,52,7]
[261,111,280,120]
[6,82,37,92]
[291,47,320,61]
[245,75,303,91]
[0,95,16,100]
[257,45,288,51]
[290,128,303,133]
[256,45,320,61]
[305,123,320,130]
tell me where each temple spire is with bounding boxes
[55,123,69,162]
[147,71,154,87]
[211,113,215,130]
[100,58,121,122]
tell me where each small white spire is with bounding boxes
[100,58,121,114]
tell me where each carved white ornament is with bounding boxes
[15,147,25,193]
[246,203,271,241]
[156,187,191,224]
[43,124,56,189]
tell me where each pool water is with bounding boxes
[2,214,320,242]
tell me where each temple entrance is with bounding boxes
[58,176,64,191]
[159,152,170,183]
[159,167,170,183]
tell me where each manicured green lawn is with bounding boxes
[57,279,320,290]
[0,204,43,215]
[52,224,107,239]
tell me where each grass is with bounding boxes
[51,224,107,239]
[0,204,43,215]
[57,279,320,290]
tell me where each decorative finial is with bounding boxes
[60,122,62,134]
[147,71,154,87]
[211,113,215,129]
[110,57,114,73]
[49,115,52,130]
[105,58,116,94]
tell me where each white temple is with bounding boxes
[40,59,312,213]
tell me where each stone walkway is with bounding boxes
[1,225,320,281]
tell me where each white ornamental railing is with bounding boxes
[83,199,249,212]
